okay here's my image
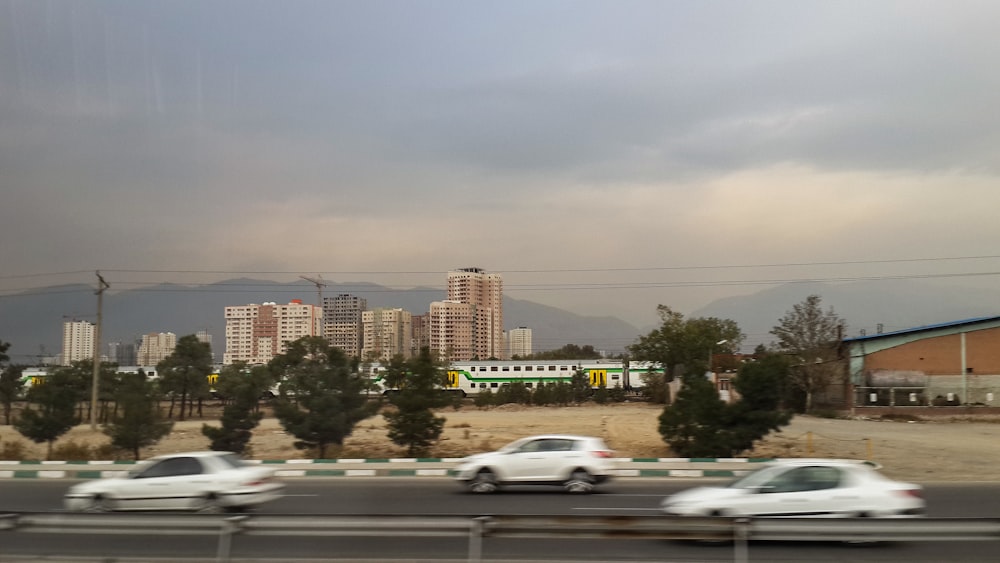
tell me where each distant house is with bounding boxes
[842,316,1000,411]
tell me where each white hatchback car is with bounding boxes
[454,434,615,494]
[65,451,285,513]
[661,459,925,518]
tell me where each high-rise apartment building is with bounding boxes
[224,300,322,364]
[508,327,533,358]
[440,267,504,360]
[61,320,95,366]
[322,294,367,358]
[137,332,177,365]
[361,308,413,362]
[410,313,430,356]
[428,300,475,361]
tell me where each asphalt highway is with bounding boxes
[2,478,1000,561]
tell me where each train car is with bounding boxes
[446,359,633,396]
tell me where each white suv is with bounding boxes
[454,434,615,494]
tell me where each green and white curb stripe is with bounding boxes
[0,457,773,479]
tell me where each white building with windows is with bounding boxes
[508,327,532,358]
[224,300,322,364]
[61,320,94,366]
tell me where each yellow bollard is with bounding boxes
[806,431,813,455]
[866,438,873,460]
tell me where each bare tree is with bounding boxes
[770,295,846,413]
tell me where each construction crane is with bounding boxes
[300,274,328,307]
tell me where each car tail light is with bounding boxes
[591,450,613,458]
[897,488,923,499]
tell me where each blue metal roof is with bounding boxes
[842,316,1000,342]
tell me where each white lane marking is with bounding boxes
[572,507,662,511]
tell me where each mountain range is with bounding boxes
[2,277,998,364]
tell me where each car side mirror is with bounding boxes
[751,485,775,494]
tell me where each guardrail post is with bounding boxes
[733,517,750,563]
[216,515,248,563]
[468,516,490,563]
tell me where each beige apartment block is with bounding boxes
[429,300,475,361]
[361,307,413,362]
[224,299,322,365]
[446,267,504,360]
[137,332,177,366]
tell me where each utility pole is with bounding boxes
[91,271,110,430]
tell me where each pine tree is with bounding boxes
[104,372,173,460]
[384,348,450,456]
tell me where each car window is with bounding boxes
[762,466,842,493]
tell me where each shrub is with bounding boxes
[0,439,29,461]
[52,440,97,461]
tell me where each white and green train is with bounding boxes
[367,359,659,397]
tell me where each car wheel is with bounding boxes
[564,469,594,494]
[195,494,223,513]
[83,494,113,513]
[469,469,499,494]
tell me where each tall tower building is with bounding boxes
[138,332,177,366]
[410,313,430,356]
[224,299,322,364]
[361,308,413,362]
[61,320,95,366]
[323,294,367,358]
[446,267,504,360]
[508,327,533,358]
[429,300,475,361]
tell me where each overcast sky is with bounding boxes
[3,0,1000,329]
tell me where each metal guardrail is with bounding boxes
[3,512,1000,563]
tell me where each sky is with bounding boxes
[3,0,1000,330]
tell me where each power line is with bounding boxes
[5,253,1000,281]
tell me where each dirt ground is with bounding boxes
[2,402,999,482]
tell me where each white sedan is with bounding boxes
[65,451,285,513]
[454,434,615,494]
[661,459,925,518]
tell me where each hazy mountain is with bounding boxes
[0,279,642,363]
[691,279,1000,350]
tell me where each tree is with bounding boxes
[202,369,264,455]
[629,305,743,403]
[658,355,793,458]
[104,371,174,460]
[770,295,846,413]
[0,340,24,425]
[158,335,214,421]
[383,348,451,456]
[570,369,591,403]
[271,337,376,458]
[658,374,730,457]
[14,368,80,459]
[725,354,794,453]
[529,344,604,360]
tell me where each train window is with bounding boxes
[490,382,498,388]
[560,366,568,371]
[513,366,521,371]
[612,374,620,380]
[491,366,498,372]
[525,382,533,388]
[547,366,555,371]
[502,367,509,371]
[479,383,486,389]
[525,366,533,371]
[470,384,476,389]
